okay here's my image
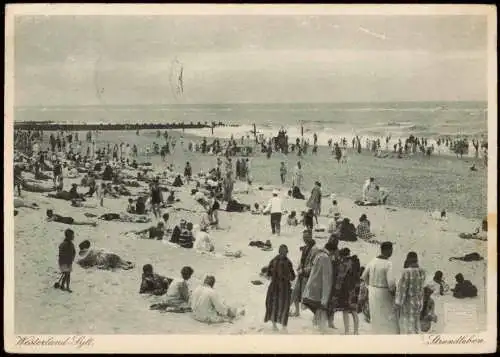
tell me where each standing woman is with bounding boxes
[306,181,322,224]
[293,161,303,189]
[264,244,296,332]
[394,251,426,334]
[329,248,361,334]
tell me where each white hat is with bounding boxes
[330,193,337,200]
[272,189,279,195]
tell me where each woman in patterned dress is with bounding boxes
[394,251,426,334]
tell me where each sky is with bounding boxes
[13,14,489,106]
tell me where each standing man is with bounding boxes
[263,189,283,236]
[302,240,337,332]
[360,241,399,334]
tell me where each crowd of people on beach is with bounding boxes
[13,126,486,334]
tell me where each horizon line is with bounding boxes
[14,99,488,108]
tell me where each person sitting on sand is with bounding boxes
[374,186,389,205]
[426,271,450,296]
[161,266,195,309]
[46,209,97,226]
[191,275,245,324]
[420,285,438,333]
[200,209,215,231]
[251,203,262,215]
[356,214,376,240]
[450,273,478,299]
[194,225,215,253]
[126,198,136,213]
[139,264,172,296]
[287,211,298,226]
[178,222,195,249]
[333,218,357,242]
[193,190,209,209]
[289,186,305,200]
[327,196,341,220]
[327,215,341,234]
[14,198,39,210]
[172,174,183,187]
[459,218,487,241]
[135,196,147,215]
[170,219,186,245]
[68,183,86,201]
[76,240,134,270]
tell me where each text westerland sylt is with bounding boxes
[16,336,95,349]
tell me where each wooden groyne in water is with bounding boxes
[13,121,236,131]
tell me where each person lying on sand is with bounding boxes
[128,222,166,240]
[356,214,376,241]
[76,240,134,271]
[14,198,39,210]
[46,209,97,227]
[448,252,484,262]
[70,199,97,209]
[98,212,151,224]
[191,275,245,324]
[450,273,478,299]
[139,264,172,296]
[458,218,487,241]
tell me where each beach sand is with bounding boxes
[13,130,488,334]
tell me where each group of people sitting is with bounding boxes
[145,265,245,323]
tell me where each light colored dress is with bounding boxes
[190,285,231,323]
[302,250,333,310]
[164,278,191,308]
[395,267,426,334]
[361,257,399,334]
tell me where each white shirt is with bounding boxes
[263,196,282,214]
[190,285,229,323]
[194,231,214,252]
[362,179,374,197]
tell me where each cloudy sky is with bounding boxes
[14,14,488,106]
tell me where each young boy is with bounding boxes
[56,229,76,293]
[279,162,287,185]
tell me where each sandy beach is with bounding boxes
[13,129,489,335]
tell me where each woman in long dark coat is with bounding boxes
[264,244,296,331]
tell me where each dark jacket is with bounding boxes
[58,239,76,265]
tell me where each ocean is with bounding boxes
[15,101,488,143]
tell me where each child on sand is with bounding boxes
[56,229,76,293]
[420,286,438,333]
[287,211,298,226]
